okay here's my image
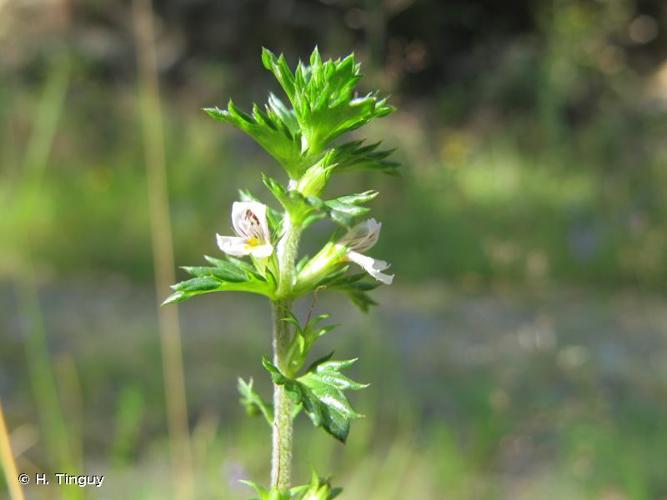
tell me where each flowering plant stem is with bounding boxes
[271,300,294,490]
[272,216,301,489]
[165,47,398,498]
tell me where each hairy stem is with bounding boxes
[271,214,301,490]
[271,301,294,491]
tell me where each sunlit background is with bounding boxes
[2,0,667,498]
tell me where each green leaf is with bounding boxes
[262,357,288,383]
[241,480,291,500]
[162,255,275,305]
[204,254,262,278]
[268,93,300,136]
[261,173,291,208]
[238,378,273,425]
[317,272,380,312]
[330,140,399,175]
[262,48,297,103]
[180,264,245,283]
[263,355,367,443]
[204,100,305,178]
[284,312,336,374]
[323,190,378,227]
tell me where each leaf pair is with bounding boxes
[264,170,378,230]
[243,471,341,500]
[263,354,367,443]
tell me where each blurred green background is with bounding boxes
[2,0,667,498]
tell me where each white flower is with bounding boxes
[339,218,394,285]
[216,201,273,258]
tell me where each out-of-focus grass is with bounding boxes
[0,401,25,500]
[4,59,86,500]
[132,0,193,496]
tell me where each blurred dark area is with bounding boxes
[2,1,667,499]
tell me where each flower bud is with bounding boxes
[293,154,336,198]
[295,242,348,292]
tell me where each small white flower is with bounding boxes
[339,218,394,285]
[216,201,273,258]
[340,218,382,253]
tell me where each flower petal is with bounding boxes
[341,218,382,253]
[231,201,271,242]
[249,243,274,258]
[216,234,251,256]
[347,250,394,285]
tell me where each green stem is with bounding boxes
[271,214,301,491]
[271,301,293,491]
[275,214,301,299]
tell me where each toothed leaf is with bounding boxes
[263,355,367,443]
[204,101,305,178]
[163,256,274,304]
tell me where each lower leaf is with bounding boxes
[163,255,275,304]
[262,355,367,443]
